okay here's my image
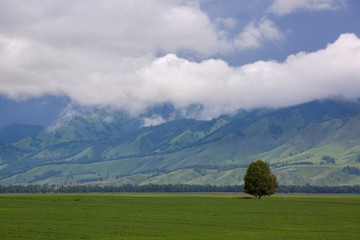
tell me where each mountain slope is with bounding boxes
[1,100,360,186]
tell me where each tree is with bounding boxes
[243,160,278,199]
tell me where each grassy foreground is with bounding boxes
[0,194,359,239]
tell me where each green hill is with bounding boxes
[1,100,360,186]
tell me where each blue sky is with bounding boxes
[1,0,360,127]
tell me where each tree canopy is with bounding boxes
[243,160,278,199]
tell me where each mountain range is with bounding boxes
[1,99,360,186]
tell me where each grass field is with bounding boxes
[0,194,359,239]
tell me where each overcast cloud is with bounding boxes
[0,0,359,120]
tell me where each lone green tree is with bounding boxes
[243,160,278,199]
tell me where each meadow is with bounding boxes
[0,194,359,239]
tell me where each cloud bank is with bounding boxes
[0,0,359,120]
[2,32,360,119]
[138,33,360,118]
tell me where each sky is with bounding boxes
[1,0,360,127]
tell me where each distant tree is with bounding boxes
[343,165,360,176]
[243,160,279,199]
[321,155,335,164]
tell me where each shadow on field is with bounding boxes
[233,196,254,200]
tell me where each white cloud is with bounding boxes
[267,0,346,16]
[234,18,284,50]
[0,0,284,60]
[0,0,225,56]
[0,1,359,120]
[143,115,167,127]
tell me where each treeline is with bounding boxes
[1,184,360,194]
[278,185,360,194]
[56,184,244,193]
[0,184,244,193]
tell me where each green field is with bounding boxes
[0,194,359,239]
